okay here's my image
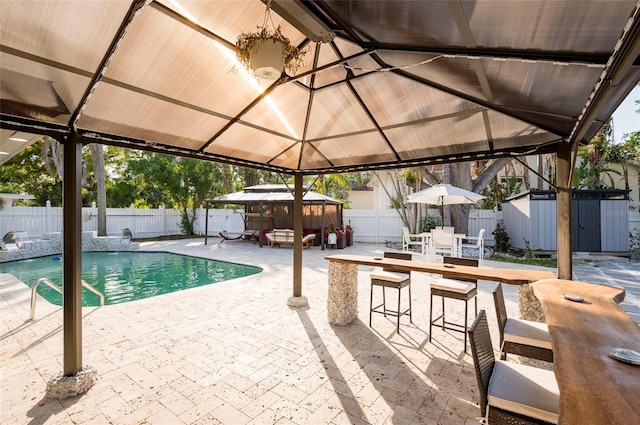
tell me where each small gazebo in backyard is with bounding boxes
[204,184,345,248]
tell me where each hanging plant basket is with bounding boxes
[234,26,307,79]
[250,39,285,79]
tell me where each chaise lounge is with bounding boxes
[265,229,315,249]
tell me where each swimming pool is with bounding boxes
[0,252,262,306]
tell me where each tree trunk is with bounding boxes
[449,158,511,234]
[90,144,107,236]
[449,162,474,234]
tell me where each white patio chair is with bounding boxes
[460,228,485,265]
[401,226,423,256]
[427,228,454,262]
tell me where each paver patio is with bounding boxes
[2,239,638,424]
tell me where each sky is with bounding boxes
[611,85,639,143]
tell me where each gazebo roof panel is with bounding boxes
[1,0,638,173]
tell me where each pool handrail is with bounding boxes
[29,277,105,320]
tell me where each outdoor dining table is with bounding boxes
[324,254,555,326]
[531,279,640,425]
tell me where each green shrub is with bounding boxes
[493,221,510,253]
[630,228,640,251]
[421,215,441,232]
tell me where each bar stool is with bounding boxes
[429,256,478,352]
[369,252,412,333]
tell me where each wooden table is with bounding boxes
[532,278,640,425]
[324,254,555,325]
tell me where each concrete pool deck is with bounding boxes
[2,239,638,424]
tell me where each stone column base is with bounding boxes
[518,284,545,323]
[518,284,552,369]
[327,262,358,326]
[287,295,308,307]
[46,366,98,399]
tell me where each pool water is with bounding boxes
[0,252,262,306]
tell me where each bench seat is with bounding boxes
[266,229,315,249]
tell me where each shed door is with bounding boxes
[572,199,600,251]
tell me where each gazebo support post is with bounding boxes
[288,173,308,307]
[204,205,209,245]
[321,202,326,251]
[47,132,97,399]
[259,203,264,247]
[557,142,573,280]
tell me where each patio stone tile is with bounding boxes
[213,380,257,410]
[210,401,252,425]
[299,380,335,411]
[273,416,299,425]
[116,400,170,425]
[222,370,258,393]
[236,388,277,418]
[190,412,223,425]
[96,394,134,422]
[177,394,224,424]
[354,381,382,407]
[247,407,280,425]
[271,380,312,404]
[436,410,469,425]
[306,402,341,424]
[324,392,368,424]
[65,402,108,424]
[331,410,371,425]
[270,397,313,423]
[387,404,421,424]
[144,408,185,425]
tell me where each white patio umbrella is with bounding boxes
[406,184,485,226]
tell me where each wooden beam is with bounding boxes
[556,142,572,280]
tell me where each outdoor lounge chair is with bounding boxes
[122,228,133,244]
[468,310,559,424]
[219,230,260,244]
[2,231,23,251]
[265,230,315,249]
[492,283,553,363]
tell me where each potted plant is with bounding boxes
[336,227,347,249]
[234,25,308,79]
[327,222,338,246]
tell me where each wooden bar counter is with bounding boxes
[532,279,640,425]
[324,254,555,326]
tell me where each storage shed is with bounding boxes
[503,190,630,252]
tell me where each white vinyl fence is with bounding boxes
[1,202,499,244]
[2,203,637,248]
[0,202,184,239]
